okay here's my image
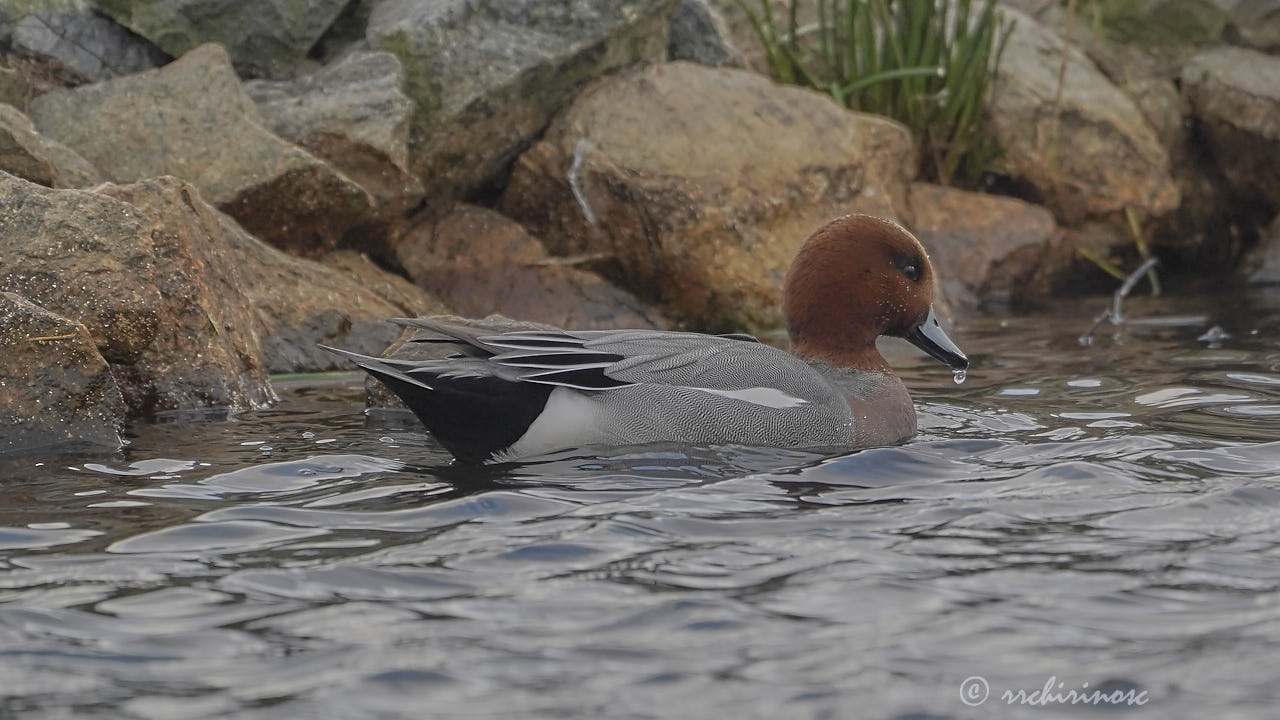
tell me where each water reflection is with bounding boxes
[1,293,1279,718]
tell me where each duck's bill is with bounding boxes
[904,305,969,371]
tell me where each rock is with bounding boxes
[90,0,351,78]
[0,172,275,416]
[1229,0,1280,53]
[367,0,675,205]
[988,8,1178,226]
[1246,216,1280,285]
[668,0,743,67]
[0,50,88,110]
[10,1,168,81]
[1181,46,1280,217]
[395,204,671,331]
[0,292,126,452]
[26,43,378,256]
[908,183,1064,315]
[500,61,915,331]
[0,103,101,188]
[244,51,423,217]
[365,314,560,411]
[223,214,450,373]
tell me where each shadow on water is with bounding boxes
[2,292,1280,719]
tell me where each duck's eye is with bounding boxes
[901,263,921,283]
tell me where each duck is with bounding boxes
[324,214,968,463]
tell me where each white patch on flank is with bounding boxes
[500,387,606,460]
[681,386,809,409]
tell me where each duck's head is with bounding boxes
[783,214,968,373]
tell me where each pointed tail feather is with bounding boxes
[318,345,434,390]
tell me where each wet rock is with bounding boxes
[0,103,101,188]
[0,292,126,452]
[365,314,560,411]
[26,43,378,256]
[988,8,1179,226]
[1246,216,1280,285]
[395,204,670,331]
[1181,46,1280,218]
[244,51,423,218]
[0,172,275,416]
[223,215,450,373]
[9,1,168,81]
[367,0,675,205]
[500,61,914,331]
[668,0,743,67]
[909,183,1063,315]
[91,0,350,78]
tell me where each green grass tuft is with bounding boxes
[737,0,1014,188]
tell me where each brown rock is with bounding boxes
[909,183,1063,315]
[395,205,670,331]
[25,44,378,256]
[0,171,275,416]
[223,216,450,373]
[0,292,126,452]
[0,103,101,188]
[500,61,915,332]
[988,9,1179,226]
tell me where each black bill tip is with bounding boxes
[903,305,968,371]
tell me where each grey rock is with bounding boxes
[668,0,743,67]
[988,8,1179,226]
[367,0,676,207]
[26,43,378,256]
[1229,0,1280,52]
[0,102,101,188]
[244,51,423,215]
[11,1,167,81]
[0,291,126,453]
[89,0,351,78]
[1181,46,1280,215]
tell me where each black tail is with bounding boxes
[321,345,552,463]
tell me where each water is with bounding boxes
[3,291,1280,719]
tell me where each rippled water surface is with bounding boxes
[5,292,1280,719]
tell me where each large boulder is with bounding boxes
[988,8,1179,226]
[1181,46,1280,219]
[909,182,1064,315]
[367,0,675,206]
[395,204,670,330]
[9,1,168,81]
[26,44,378,256]
[500,61,915,331]
[0,292,126,452]
[0,172,275,416]
[244,51,423,218]
[89,0,350,78]
[0,103,101,188]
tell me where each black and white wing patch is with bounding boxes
[480,333,635,391]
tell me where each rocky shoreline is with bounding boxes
[2,0,1279,451]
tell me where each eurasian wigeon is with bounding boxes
[325,214,967,462]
